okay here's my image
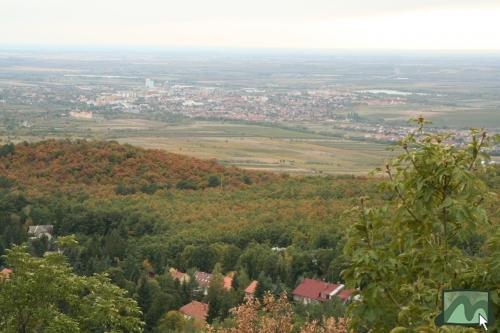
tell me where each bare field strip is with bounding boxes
[114,135,394,175]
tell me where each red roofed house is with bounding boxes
[194,272,212,295]
[336,288,355,303]
[0,268,12,281]
[194,271,233,295]
[244,280,258,298]
[223,276,233,290]
[179,301,208,322]
[292,278,345,305]
[195,272,212,288]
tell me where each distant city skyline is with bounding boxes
[2,0,500,50]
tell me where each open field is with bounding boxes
[0,118,394,175]
[1,112,497,174]
[116,136,393,174]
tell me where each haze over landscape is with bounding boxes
[3,0,500,50]
[0,1,499,333]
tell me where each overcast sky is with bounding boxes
[2,0,500,50]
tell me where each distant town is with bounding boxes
[1,51,499,168]
[1,75,498,156]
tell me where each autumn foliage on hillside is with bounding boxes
[0,140,275,193]
[208,293,350,333]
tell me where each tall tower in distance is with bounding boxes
[145,78,155,89]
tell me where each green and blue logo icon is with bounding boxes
[435,290,494,330]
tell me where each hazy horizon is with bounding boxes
[2,45,500,57]
[3,0,500,51]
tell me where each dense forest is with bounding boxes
[0,125,498,332]
[0,140,276,195]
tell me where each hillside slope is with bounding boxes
[0,140,275,193]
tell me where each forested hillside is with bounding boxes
[0,140,378,331]
[0,135,498,332]
[0,140,276,195]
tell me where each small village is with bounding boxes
[169,269,355,324]
[1,224,356,326]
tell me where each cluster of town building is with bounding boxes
[1,78,498,155]
[323,121,500,150]
[0,78,417,123]
[67,82,416,122]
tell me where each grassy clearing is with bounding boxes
[114,134,393,175]
[1,118,394,175]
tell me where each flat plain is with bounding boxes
[0,117,394,174]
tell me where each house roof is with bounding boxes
[170,268,188,281]
[195,271,212,289]
[195,271,232,290]
[28,225,53,235]
[179,301,208,321]
[245,280,258,294]
[223,276,233,290]
[337,289,354,301]
[292,278,343,302]
[0,268,12,280]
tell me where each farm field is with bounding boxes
[0,117,394,174]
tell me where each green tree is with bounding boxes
[233,268,250,292]
[145,291,174,331]
[343,119,498,332]
[155,310,186,332]
[176,180,197,190]
[207,264,225,323]
[29,234,51,257]
[208,175,221,188]
[0,143,15,157]
[181,244,218,272]
[0,245,144,333]
[0,176,14,188]
[255,271,274,299]
[136,277,160,318]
